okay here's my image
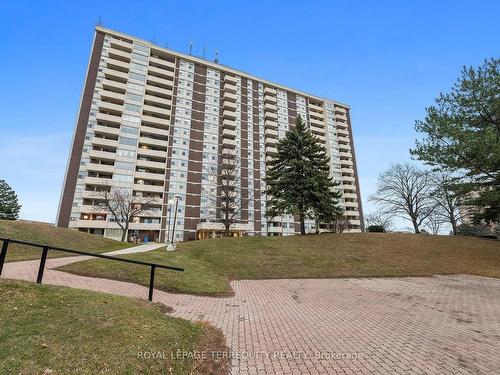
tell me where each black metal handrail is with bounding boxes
[0,237,183,301]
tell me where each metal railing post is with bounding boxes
[36,245,49,284]
[0,239,9,276]
[148,264,156,302]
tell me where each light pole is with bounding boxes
[166,198,173,243]
[171,195,180,244]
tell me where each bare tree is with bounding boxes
[430,171,462,235]
[97,188,157,242]
[203,156,252,237]
[325,213,351,233]
[369,163,436,233]
[364,212,393,232]
[425,208,446,235]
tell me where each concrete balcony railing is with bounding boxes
[99,101,123,114]
[133,183,164,193]
[265,120,278,129]
[342,192,358,199]
[224,75,238,84]
[145,84,173,98]
[264,103,277,112]
[140,125,168,137]
[144,94,171,107]
[92,137,118,149]
[147,75,174,89]
[309,117,324,128]
[148,56,176,70]
[265,128,278,138]
[100,90,125,103]
[336,113,348,121]
[143,104,170,118]
[108,47,131,62]
[86,163,115,174]
[106,58,130,72]
[222,128,237,139]
[337,128,350,136]
[309,102,323,112]
[138,136,168,149]
[223,92,237,102]
[89,149,116,161]
[103,68,128,82]
[266,146,278,155]
[135,158,166,170]
[142,114,169,127]
[222,118,237,129]
[265,137,277,146]
[264,95,277,103]
[222,138,237,149]
[137,147,167,158]
[265,112,277,121]
[223,101,237,111]
[134,171,165,182]
[93,124,120,137]
[148,65,175,79]
[223,82,237,93]
[223,110,237,120]
[109,38,133,52]
[264,87,276,95]
[102,79,127,94]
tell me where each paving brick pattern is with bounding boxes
[2,257,500,374]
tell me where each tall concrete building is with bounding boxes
[57,26,364,242]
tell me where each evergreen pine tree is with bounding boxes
[265,116,342,234]
[0,180,21,220]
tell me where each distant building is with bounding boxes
[57,27,364,242]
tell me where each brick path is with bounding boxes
[2,256,500,374]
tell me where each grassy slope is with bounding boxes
[0,279,228,375]
[0,220,132,262]
[59,233,500,296]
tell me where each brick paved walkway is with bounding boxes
[2,256,500,374]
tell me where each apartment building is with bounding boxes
[56,26,364,242]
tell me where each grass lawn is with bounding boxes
[0,279,228,375]
[0,220,132,262]
[59,233,500,296]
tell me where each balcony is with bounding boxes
[223,101,237,111]
[96,112,121,126]
[265,120,278,129]
[264,103,277,112]
[99,101,123,114]
[86,163,115,174]
[309,103,323,112]
[264,87,276,95]
[109,38,133,53]
[337,128,349,136]
[341,159,353,167]
[139,136,168,148]
[140,125,168,137]
[265,128,278,138]
[144,94,171,107]
[94,124,120,137]
[142,114,169,127]
[143,104,170,118]
[148,65,175,80]
[336,113,348,121]
[222,118,236,129]
[137,147,167,158]
[222,138,236,149]
[224,75,238,84]
[310,117,324,128]
[265,112,277,121]
[223,110,237,120]
[89,149,116,161]
[135,171,165,182]
[265,137,277,146]
[103,68,128,83]
[222,128,237,139]
[100,90,125,103]
[108,47,131,62]
[149,56,176,70]
[343,192,358,199]
[224,82,237,93]
[145,84,173,98]
[265,146,278,155]
[135,158,166,170]
[92,137,118,149]
[264,95,277,103]
[133,183,164,193]
[83,176,113,186]
[106,58,129,73]
[342,175,355,182]
[223,92,237,102]
[147,75,174,90]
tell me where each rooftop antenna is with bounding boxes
[165,40,168,49]
[214,49,219,64]
[97,16,102,26]
[152,34,157,45]
[188,41,193,55]
[203,46,206,59]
